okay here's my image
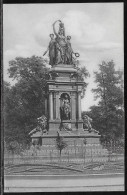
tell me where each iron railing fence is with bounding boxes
[4,142,124,175]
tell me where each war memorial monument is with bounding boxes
[29,20,101,148]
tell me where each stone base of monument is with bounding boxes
[31,128,101,145]
[30,129,108,155]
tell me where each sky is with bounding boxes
[3,3,124,111]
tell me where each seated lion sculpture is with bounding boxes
[37,115,47,133]
[29,115,48,136]
[82,115,99,134]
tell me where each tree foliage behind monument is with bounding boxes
[4,56,49,145]
[83,60,124,142]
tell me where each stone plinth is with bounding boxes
[31,128,101,145]
[46,64,85,135]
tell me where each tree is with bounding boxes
[91,60,124,141]
[56,132,67,159]
[4,56,49,145]
[73,59,90,98]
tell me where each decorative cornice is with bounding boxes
[47,81,85,85]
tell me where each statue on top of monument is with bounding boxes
[43,34,56,66]
[43,20,80,66]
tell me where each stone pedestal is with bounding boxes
[46,64,84,134]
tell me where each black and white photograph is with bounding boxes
[3,2,124,192]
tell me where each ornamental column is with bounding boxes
[49,91,53,120]
[56,92,60,119]
[45,98,47,116]
[53,92,56,119]
[71,92,76,120]
[78,92,81,120]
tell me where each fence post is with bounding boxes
[50,151,52,163]
[110,140,113,159]
[108,142,111,162]
[12,152,14,165]
[91,146,93,168]
[34,146,36,163]
[81,141,83,158]
[84,145,86,165]
[57,150,59,164]
[74,140,76,157]
[68,151,69,163]
[8,152,9,165]
[115,141,118,161]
